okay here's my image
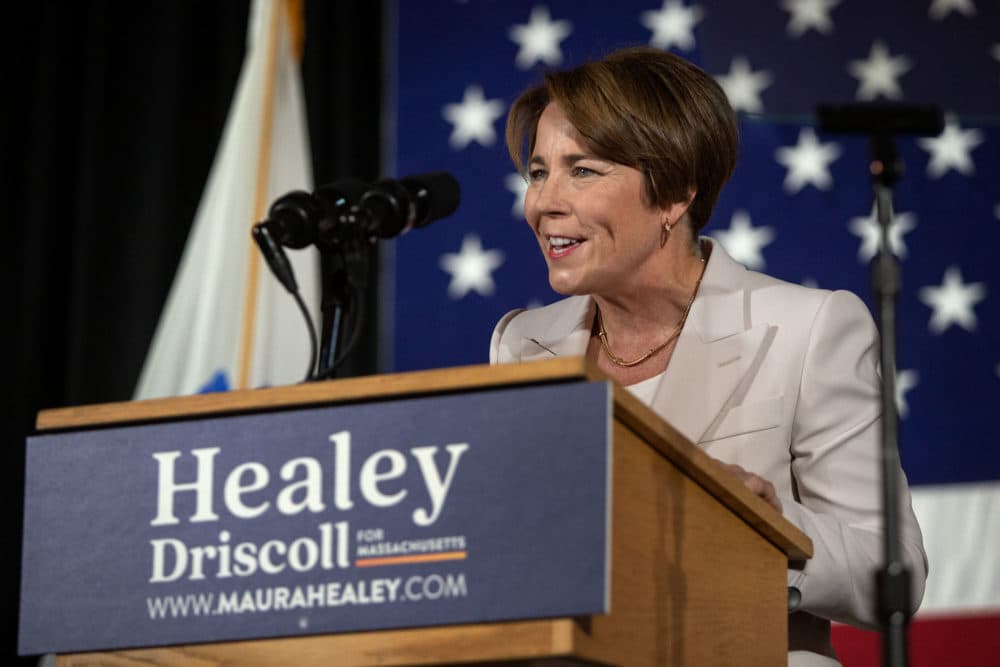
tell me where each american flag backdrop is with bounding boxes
[385,0,999,661]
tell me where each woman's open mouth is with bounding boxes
[546,235,584,258]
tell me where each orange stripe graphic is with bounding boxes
[354,551,467,568]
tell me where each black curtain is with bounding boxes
[2,1,382,662]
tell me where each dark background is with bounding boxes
[2,1,383,662]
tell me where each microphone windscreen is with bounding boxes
[816,104,943,136]
[402,171,461,226]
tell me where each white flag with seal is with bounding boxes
[134,0,317,399]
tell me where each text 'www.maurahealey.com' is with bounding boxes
[146,573,469,619]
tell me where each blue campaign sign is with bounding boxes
[19,381,611,655]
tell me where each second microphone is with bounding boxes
[257,171,461,251]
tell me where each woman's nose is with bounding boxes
[527,175,567,219]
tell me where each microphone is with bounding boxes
[816,103,943,136]
[254,172,461,251]
[357,171,461,238]
[252,189,332,295]
[251,172,459,381]
[257,190,325,249]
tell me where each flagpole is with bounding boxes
[238,0,284,390]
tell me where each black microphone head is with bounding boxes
[358,171,462,239]
[266,190,324,248]
[401,171,461,226]
[816,103,944,137]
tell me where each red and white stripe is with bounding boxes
[832,481,1000,664]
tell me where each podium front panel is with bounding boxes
[20,380,611,655]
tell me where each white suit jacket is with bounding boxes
[490,240,927,666]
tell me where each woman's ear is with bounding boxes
[661,189,696,227]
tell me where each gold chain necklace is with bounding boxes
[595,259,706,368]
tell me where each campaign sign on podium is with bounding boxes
[19,381,611,655]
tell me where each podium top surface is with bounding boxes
[34,356,811,559]
[36,357,594,431]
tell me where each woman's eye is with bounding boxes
[572,166,596,177]
[528,168,546,181]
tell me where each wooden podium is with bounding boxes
[35,357,811,666]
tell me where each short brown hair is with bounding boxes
[506,47,738,232]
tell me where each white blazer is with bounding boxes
[490,240,927,665]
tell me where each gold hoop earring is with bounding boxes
[660,219,674,248]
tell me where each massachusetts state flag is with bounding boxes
[134,0,317,399]
[386,1,1000,662]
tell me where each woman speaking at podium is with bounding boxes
[489,47,927,666]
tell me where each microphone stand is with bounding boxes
[868,133,911,667]
[314,206,373,380]
[257,173,460,381]
[816,104,941,666]
[316,255,353,379]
